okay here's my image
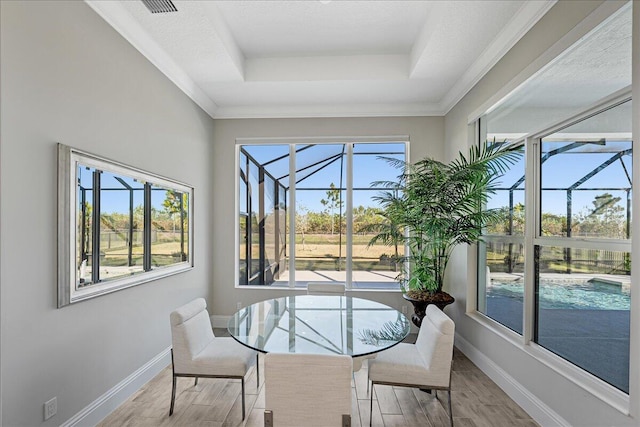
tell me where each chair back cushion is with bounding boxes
[415,304,455,386]
[306,282,346,295]
[265,353,352,426]
[170,298,215,370]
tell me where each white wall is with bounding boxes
[3,0,635,425]
[444,1,639,426]
[210,116,443,318]
[0,1,215,425]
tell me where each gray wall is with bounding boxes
[444,1,639,425]
[0,1,215,425]
[2,0,636,425]
[210,117,444,318]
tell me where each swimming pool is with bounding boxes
[488,279,630,310]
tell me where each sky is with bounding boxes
[77,167,175,215]
[243,143,405,213]
[83,140,632,220]
[487,141,632,216]
[244,141,632,217]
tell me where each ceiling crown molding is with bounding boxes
[85,0,219,118]
[213,103,444,120]
[439,0,557,114]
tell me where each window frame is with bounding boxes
[473,89,632,409]
[467,0,635,413]
[234,137,409,291]
[57,144,194,307]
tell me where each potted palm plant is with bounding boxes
[371,141,521,327]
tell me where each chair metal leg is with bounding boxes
[169,374,177,416]
[264,410,273,427]
[169,349,176,416]
[194,377,198,386]
[369,383,374,427]
[448,390,453,427]
[241,378,246,420]
[256,354,260,389]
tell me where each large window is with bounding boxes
[237,141,407,289]
[477,131,526,334]
[477,3,632,395]
[58,144,193,306]
[534,100,632,393]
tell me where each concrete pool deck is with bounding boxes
[272,269,399,289]
[486,294,630,393]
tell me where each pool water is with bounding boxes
[488,280,630,310]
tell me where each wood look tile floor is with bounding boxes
[99,330,538,427]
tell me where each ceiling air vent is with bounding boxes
[141,0,178,14]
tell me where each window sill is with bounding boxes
[235,284,403,292]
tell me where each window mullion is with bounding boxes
[91,169,101,284]
[245,155,250,286]
[346,143,353,290]
[128,187,134,267]
[259,167,266,286]
[523,137,538,344]
[288,144,296,288]
[143,182,152,272]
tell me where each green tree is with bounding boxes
[295,203,309,249]
[163,190,187,232]
[353,206,385,235]
[541,212,566,236]
[487,202,526,235]
[370,141,522,294]
[574,193,625,238]
[320,183,343,235]
[362,208,404,271]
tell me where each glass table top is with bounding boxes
[227,295,410,357]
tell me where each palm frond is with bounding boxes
[367,140,523,293]
[358,319,409,345]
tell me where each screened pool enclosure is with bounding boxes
[238,142,407,288]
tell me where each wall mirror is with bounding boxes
[57,144,193,307]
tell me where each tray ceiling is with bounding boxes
[86,0,555,118]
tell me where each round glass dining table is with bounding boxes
[227,295,410,357]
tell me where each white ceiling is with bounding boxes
[86,0,556,119]
[484,3,632,137]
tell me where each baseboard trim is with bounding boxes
[61,347,171,427]
[454,334,570,427]
[211,314,231,329]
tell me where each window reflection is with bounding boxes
[74,165,190,288]
[77,165,94,286]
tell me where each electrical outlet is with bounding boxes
[236,302,242,310]
[44,397,57,420]
[402,305,408,314]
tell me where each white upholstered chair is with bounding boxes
[264,353,352,426]
[368,304,455,427]
[169,298,258,420]
[306,282,346,295]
